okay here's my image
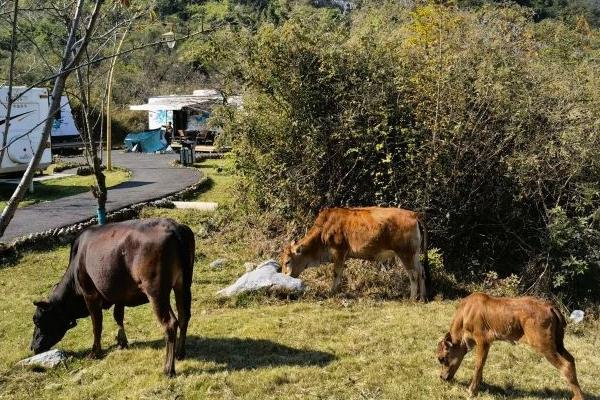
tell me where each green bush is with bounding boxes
[223,3,600,307]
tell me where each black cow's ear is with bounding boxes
[33,300,50,309]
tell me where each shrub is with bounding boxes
[224,4,600,307]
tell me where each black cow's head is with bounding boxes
[31,300,76,354]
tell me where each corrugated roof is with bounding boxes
[129,90,241,112]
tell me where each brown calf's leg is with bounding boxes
[149,296,179,377]
[113,304,128,349]
[83,295,104,358]
[468,341,490,397]
[543,349,585,400]
[174,284,191,360]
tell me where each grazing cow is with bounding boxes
[281,207,429,300]
[31,218,195,377]
[436,292,584,400]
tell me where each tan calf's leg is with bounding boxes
[399,255,419,301]
[543,349,585,400]
[330,251,346,294]
[468,341,490,397]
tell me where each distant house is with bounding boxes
[129,89,241,143]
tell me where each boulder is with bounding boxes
[217,259,304,297]
[243,262,257,272]
[17,349,67,369]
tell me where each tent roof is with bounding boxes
[129,90,241,112]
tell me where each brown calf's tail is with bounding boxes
[417,216,431,301]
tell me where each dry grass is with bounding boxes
[1,158,599,399]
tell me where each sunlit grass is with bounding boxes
[1,157,599,399]
[0,169,131,210]
[192,156,237,205]
[1,242,599,400]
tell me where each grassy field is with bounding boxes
[1,158,599,399]
[0,169,131,210]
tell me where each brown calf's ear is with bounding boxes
[33,300,50,309]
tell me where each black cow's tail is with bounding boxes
[175,224,195,289]
[417,216,431,301]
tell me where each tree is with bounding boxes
[0,0,105,237]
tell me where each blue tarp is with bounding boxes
[124,129,167,153]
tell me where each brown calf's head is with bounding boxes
[280,240,306,278]
[436,332,468,381]
[31,300,76,354]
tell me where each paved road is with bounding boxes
[1,151,201,243]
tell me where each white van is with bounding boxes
[0,86,52,174]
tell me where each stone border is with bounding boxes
[0,171,209,258]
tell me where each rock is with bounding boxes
[210,258,228,269]
[217,259,304,297]
[17,349,67,369]
[244,262,257,272]
[570,310,584,324]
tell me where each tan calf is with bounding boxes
[281,206,429,300]
[437,292,584,399]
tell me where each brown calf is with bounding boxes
[436,292,584,400]
[281,207,429,300]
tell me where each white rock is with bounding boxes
[569,310,584,324]
[244,262,257,272]
[17,349,67,369]
[217,259,304,297]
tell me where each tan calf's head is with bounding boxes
[436,332,468,381]
[280,240,306,278]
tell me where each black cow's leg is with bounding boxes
[149,295,179,377]
[174,284,191,360]
[84,295,103,358]
[113,304,128,349]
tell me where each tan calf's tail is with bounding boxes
[551,306,567,352]
[417,216,431,300]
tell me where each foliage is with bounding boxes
[224,3,600,307]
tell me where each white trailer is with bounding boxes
[0,86,52,174]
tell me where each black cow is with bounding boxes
[31,218,195,376]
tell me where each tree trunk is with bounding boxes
[0,0,20,168]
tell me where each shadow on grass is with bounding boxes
[128,336,336,372]
[456,379,600,400]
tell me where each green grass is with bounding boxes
[1,159,599,399]
[0,169,131,210]
[1,242,599,399]
[192,156,237,205]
